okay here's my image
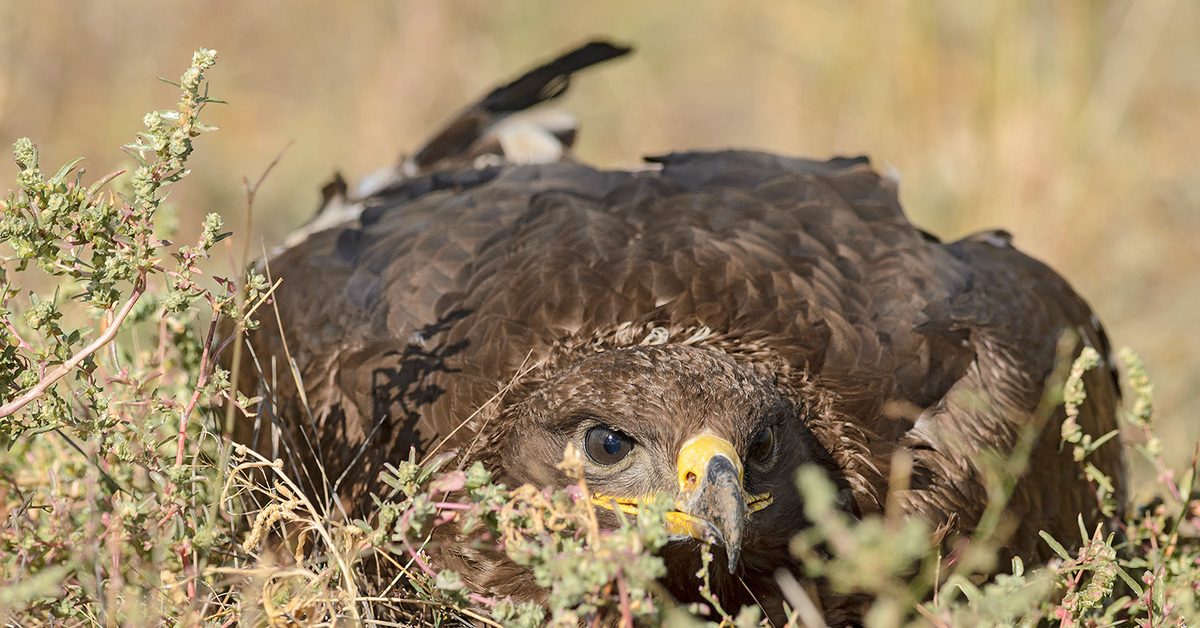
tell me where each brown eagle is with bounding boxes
[233,41,1125,622]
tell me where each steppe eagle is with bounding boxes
[233,41,1125,623]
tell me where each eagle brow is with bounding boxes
[551,410,607,431]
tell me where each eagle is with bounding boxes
[232,41,1126,623]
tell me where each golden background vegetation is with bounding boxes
[1,1,1196,489]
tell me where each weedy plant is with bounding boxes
[781,347,1199,628]
[0,46,228,622]
[0,48,275,625]
[0,49,1197,628]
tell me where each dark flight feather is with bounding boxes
[232,41,1125,624]
[412,41,631,170]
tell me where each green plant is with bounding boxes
[780,348,1199,628]
[0,48,263,626]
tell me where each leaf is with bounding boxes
[429,470,467,495]
[939,573,983,606]
[1114,565,1145,598]
[1169,464,1195,541]
[1083,463,1115,493]
[87,170,126,196]
[1039,531,1072,560]
[1088,429,1120,452]
[51,158,86,182]
[419,451,458,481]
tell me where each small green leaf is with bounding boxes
[1039,530,1072,560]
[1114,565,1145,598]
[51,157,86,182]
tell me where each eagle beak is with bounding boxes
[589,433,773,573]
[670,433,771,572]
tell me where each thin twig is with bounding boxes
[0,273,146,417]
[176,307,223,467]
[220,143,287,446]
[2,317,34,353]
[616,573,633,628]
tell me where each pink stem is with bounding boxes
[0,275,145,417]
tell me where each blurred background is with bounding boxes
[0,1,1195,490]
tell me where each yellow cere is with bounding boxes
[676,432,742,491]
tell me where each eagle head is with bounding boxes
[490,343,821,598]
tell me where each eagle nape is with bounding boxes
[232,38,1127,625]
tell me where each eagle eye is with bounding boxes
[584,426,634,466]
[748,426,775,464]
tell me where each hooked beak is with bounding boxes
[592,432,772,573]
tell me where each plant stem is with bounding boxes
[176,307,220,467]
[0,273,146,417]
